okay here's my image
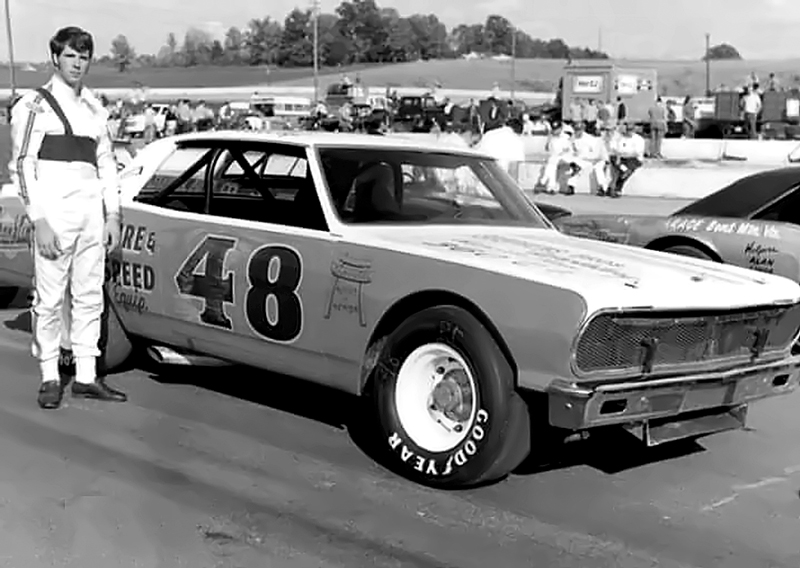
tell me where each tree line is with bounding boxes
[105,0,608,71]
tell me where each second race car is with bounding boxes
[554,166,800,280]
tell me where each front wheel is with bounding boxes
[370,305,531,488]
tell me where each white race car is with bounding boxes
[1,131,799,488]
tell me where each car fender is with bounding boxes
[645,233,724,261]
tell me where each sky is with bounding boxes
[4,0,800,62]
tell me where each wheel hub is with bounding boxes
[430,363,473,425]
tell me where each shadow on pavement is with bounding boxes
[146,364,358,432]
[147,363,707,481]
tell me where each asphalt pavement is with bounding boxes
[1,197,800,567]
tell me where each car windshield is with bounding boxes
[316,147,551,228]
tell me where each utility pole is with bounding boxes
[705,33,711,96]
[4,0,16,101]
[312,0,320,103]
[510,27,516,100]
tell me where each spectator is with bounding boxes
[682,96,696,138]
[607,123,645,197]
[582,99,598,134]
[647,97,668,159]
[571,122,610,196]
[616,97,627,123]
[767,73,780,91]
[538,123,576,194]
[475,117,526,177]
[597,99,612,131]
[142,104,157,143]
[742,86,762,139]
[568,98,582,125]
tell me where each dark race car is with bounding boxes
[554,166,800,280]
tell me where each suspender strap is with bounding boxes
[35,87,74,135]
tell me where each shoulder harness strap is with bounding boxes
[35,87,74,136]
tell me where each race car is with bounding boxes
[553,166,800,280]
[2,132,800,489]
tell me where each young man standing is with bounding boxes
[9,26,126,409]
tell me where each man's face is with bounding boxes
[54,45,91,86]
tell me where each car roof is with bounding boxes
[170,130,492,158]
[675,165,800,218]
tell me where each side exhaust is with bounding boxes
[146,345,230,367]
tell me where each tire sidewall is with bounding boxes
[372,306,514,487]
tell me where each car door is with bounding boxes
[132,138,337,384]
[748,186,800,280]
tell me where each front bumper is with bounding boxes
[546,355,800,436]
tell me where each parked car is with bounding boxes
[1,132,800,488]
[553,166,800,279]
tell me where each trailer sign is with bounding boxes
[573,75,604,94]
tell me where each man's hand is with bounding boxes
[104,215,122,253]
[33,218,61,260]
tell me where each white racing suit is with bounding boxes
[9,75,120,382]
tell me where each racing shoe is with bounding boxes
[71,380,127,403]
[37,381,64,410]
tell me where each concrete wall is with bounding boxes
[517,137,800,167]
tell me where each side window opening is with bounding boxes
[207,145,327,231]
[752,186,800,224]
[134,146,214,214]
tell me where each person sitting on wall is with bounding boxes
[607,122,645,198]
[570,121,610,196]
[537,123,577,195]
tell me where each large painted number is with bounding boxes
[245,245,303,342]
[175,235,237,329]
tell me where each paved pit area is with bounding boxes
[0,197,799,567]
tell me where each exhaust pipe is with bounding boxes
[146,345,230,367]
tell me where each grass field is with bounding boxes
[3,58,800,96]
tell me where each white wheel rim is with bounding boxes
[394,342,478,453]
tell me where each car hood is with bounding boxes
[354,225,800,314]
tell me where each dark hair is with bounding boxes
[49,26,94,58]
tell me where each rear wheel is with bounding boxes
[370,305,531,488]
[97,289,134,375]
[660,244,716,261]
[0,287,19,309]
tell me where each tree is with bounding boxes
[182,28,214,66]
[110,34,135,72]
[224,27,245,64]
[244,17,282,65]
[101,4,609,69]
[280,8,313,66]
[704,43,742,61]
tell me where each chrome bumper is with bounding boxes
[546,355,800,433]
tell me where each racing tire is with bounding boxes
[96,288,134,376]
[370,305,531,488]
[0,286,19,309]
[661,244,716,261]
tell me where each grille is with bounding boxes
[574,304,800,376]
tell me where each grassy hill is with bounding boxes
[2,58,800,96]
